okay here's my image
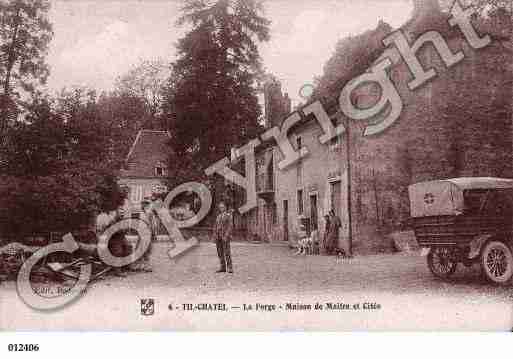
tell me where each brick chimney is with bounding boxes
[412,0,441,18]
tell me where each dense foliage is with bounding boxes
[0,91,127,238]
[312,21,393,105]
[162,0,270,188]
[0,0,53,134]
[114,59,169,131]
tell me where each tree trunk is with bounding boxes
[0,7,21,134]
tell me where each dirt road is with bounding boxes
[1,242,512,331]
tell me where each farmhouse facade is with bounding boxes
[118,130,171,216]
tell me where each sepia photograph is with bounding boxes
[0,0,512,337]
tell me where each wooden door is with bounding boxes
[331,181,342,218]
[310,195,318,231]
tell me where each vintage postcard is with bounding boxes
[0,0,512,333]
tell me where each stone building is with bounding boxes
[244,75,351,249]
[118,130,171,216]
[273,115,350,249]
[243,0,512,254]
[346,0,512,252]
[243,77,291,241]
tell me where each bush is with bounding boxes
[0,93,127,240]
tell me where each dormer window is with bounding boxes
[155,162,167,177]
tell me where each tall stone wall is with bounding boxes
[349,30,512,253]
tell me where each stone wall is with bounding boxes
[348,30,512,253]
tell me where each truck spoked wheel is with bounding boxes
[481,241,513,286]
[427,248,458,280]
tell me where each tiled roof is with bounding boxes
[120,130,171,179]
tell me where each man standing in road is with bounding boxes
[214,201,234,273]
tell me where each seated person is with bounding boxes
[294,224,308,255]
[295,229,320,256]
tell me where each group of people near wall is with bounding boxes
[295,210,343,256]
[324,210,343,255]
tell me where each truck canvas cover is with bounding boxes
[409,180,463,218]
[409,178,513,218]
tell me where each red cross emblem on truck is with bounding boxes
[424,193,435,205]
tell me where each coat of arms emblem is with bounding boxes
[141,299,155,316]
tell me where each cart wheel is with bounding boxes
[480,241,513,286]
[427,248,458,280]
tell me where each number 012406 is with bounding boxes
[8,344,40,352]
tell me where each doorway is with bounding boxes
[310,194,318,231]
[330,181,341,218]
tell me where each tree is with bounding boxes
[96,91,150,160]
[468,0,511,13]
[0,0,53,134]
[163,0,270,188]
[84,60,173,164]
[313,21,393,105]
[114,59,170,129]
[0,91,127,238]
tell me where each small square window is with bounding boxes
[155,167,165,177]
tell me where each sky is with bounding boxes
[47,0,414,105]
